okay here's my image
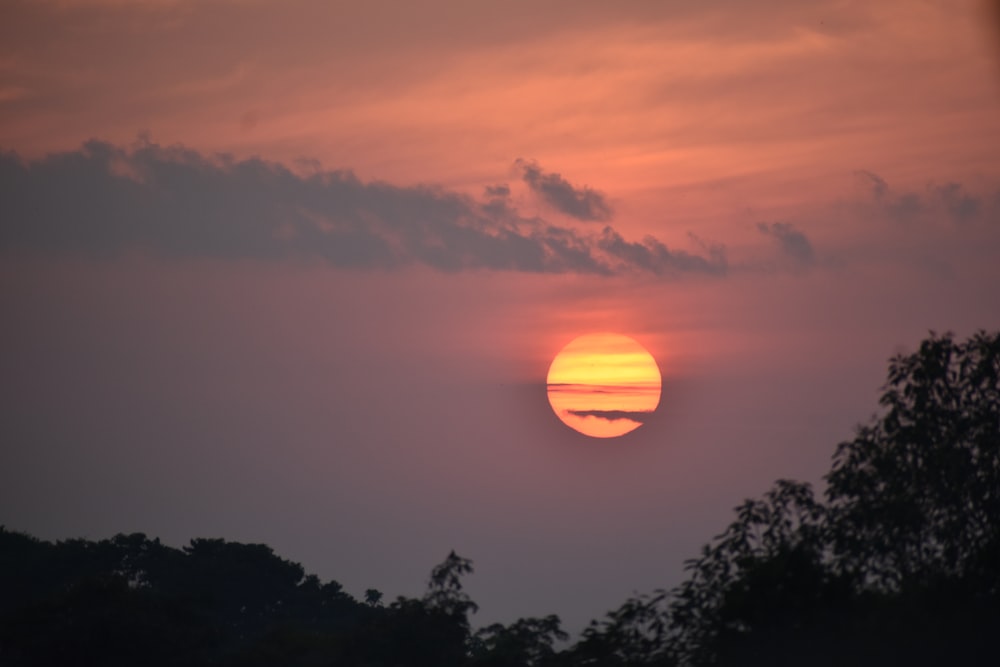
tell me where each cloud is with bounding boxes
[854,170,922,223]
[565,409,653,423]
[0,140,725,277]
[931,182,981,224]
[598,227,728,275]
[855,169,888,200]
[515,159,612,222]
[854,170,996,226]
[484,184,510,198]
[756,222,815,265]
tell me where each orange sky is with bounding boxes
[2,0,1000,635]
[3,2,998,193]
[3,1,998,278]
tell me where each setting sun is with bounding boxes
[546,333,662,438]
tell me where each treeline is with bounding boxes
[2,331,998,666]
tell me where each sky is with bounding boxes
[2,0,1000,634]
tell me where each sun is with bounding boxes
[546,333,662,438]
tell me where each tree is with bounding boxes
[424,550,478,619]
[344,552,478,667]
[470,615,568,667]
[826,330,1000,593]
[665,480,832,666]
[568,590,672,667]
[652,330,1000,666]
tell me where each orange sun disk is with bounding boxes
[546,333,662,438]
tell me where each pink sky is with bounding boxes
[2,0,1000,633]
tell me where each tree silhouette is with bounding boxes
[341,551,479,667]
[826,330,1000,593]
[424,550,478,621]
[567,590,672,666]
[470,615,568,667]
[650,330,1000,666]
[663,480,833,666]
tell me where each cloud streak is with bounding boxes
[0,140,725,277]
[854,169,998,227]
[757,222,815,265]
[565,409,654,423]
[515,159,613,222]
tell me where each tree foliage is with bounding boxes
[665,480,832,665]
[653,330,1000,665]
[571,330,1000,666]
[826,331,1000,593]
[471,615,568,667]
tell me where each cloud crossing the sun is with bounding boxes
[565,409,655,424]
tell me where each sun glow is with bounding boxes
[546,333,661,438]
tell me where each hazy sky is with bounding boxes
[2,0,1000,634]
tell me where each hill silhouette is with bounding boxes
[2,330,998,666]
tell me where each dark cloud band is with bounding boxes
[565,409,654,423]
[0,141,726,277]
[515,158,613,222]
[757,222,815,265]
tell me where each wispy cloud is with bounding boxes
[0,140,725,277]
[515,159,612,222]
[565,409,654,423]
[757,222,815,265]
[855,169,888,200]
[854,169,997,226]
[931,182,981,224]
[598,228,727,275]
